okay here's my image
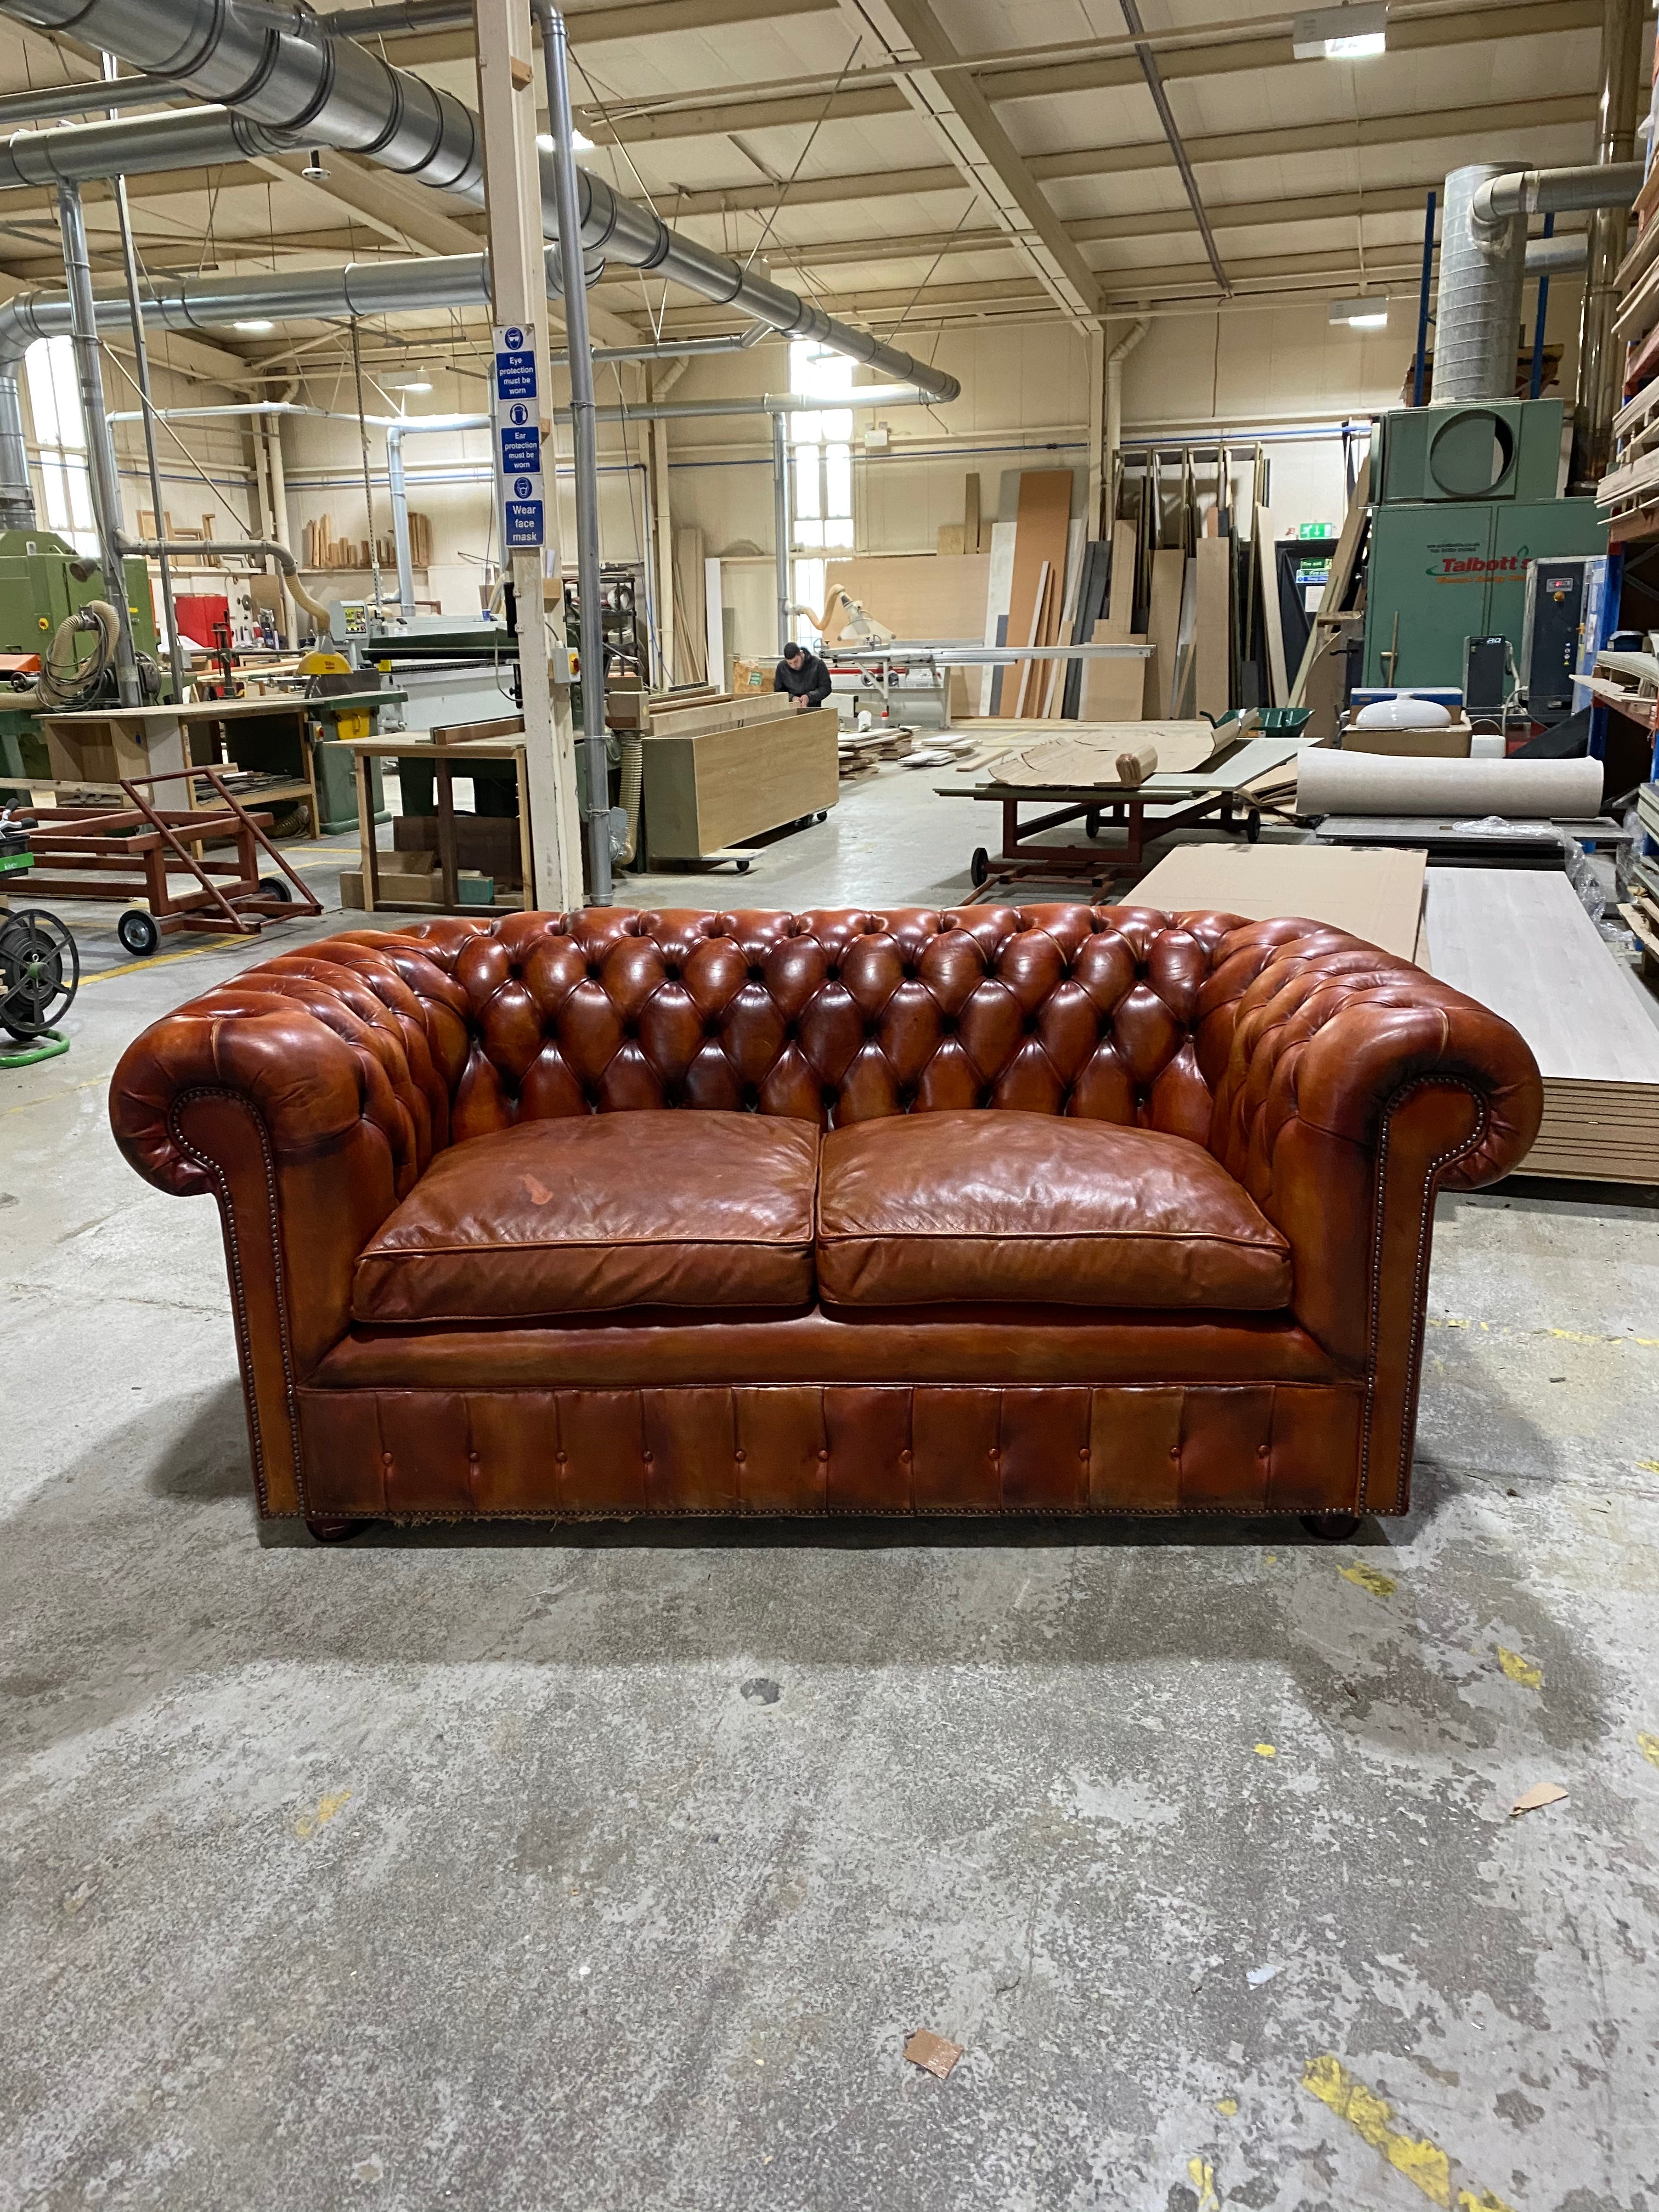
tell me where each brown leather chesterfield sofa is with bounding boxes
[110,905,1541,1542]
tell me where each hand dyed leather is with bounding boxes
[109,905,1543,1526]
[354,1109,818,1323]
[816,1110,1291,1310]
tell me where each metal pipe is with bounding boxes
[103,56,185,704]
[385,424,415,619]
[1115,0,1228,295]
[117,532,331,625]
[1530,210,1555,402]
[1526,231,1588,273]
[55,180,141,704]
[0,0,959,399]
[322,0,472,31]
[0,105,297,189]
[537,0,607,904]
[1413,187,1435,407]
[1573,0,1644,489]
[1432,162,1527,404]
[0,69,181,126]
[1104,317,1149,509]
[263,414,293,644]
[1471,159,1644,228]
[772,411,789,656]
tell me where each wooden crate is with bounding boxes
[645,706,839,859]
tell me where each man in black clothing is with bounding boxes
[775,640,833,712]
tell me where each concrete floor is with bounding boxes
[3,768,1658,2210]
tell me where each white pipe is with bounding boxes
[1105,317,1150,513]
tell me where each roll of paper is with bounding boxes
[1296,748,1602,819]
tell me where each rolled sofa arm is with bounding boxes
[109,938,473,1516]
[1193,919,1543,1511]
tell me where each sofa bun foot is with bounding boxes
[306,1516,374,1544]
[1300,1511,1363,1541]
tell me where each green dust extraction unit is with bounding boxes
[1359,156,1644,694]
[0,528,163,783]
[1361,398,1604,690]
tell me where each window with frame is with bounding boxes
[788,340,853,646]
[25,336,98,556]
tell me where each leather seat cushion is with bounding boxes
[816,1109,1292,1311]
[353,1109,819,1323]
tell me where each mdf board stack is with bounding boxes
[1194,536,1231,718]
[824,554,990,645]
[645,706,839,859]
[1426,869,1659,1182]
[1000,471,1074,719]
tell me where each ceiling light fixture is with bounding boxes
[1330,295,1389,329]
[392,378,433,393]
[233,318,274,333]
[1293,3,1386,59]
[536,128,594,153]
[301,149,329,179]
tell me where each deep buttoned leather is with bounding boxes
[109,905,1545,1524]
[816,1109,1291,1310]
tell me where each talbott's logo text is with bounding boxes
[1428,549,1530,582]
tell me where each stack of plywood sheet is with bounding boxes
[1426,868,1659,1182]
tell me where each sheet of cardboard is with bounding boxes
[1129,841,1427,961]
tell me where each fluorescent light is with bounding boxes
[1330,295,1389,329]
[537,127,594,153]
[1293,3,1386,58]
[233,319,274,333]
[392,379,433,393]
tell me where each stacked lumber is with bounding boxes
[838,724,917,780]
[302,511,433,571]
[1426,868,1659,1183]
[1600,46,1659,531]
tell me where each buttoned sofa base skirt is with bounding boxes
[109,905,1544,1532]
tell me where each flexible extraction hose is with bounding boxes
[616,731,644,867]
[120,535,332,632]
[14,598,117,708]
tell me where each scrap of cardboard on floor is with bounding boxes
[1510,1782,1568,1816]
[904,2029,964,2079]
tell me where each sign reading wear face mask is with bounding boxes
[493,325,544,549]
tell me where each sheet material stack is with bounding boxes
[1425,870,1659,1183]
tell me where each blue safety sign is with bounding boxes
[500,426,541,474]
[504,498,544,548]
[493,323,538,402]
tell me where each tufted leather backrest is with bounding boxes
[289,904,1342,1157]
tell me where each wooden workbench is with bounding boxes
[346,731,533,916]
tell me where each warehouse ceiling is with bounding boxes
[0,0,1633,385]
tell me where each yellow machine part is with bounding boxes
[298,651,352,678]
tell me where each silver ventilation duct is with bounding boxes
[1432,163,1528,405]
[0,251,500,528]
[0,105,297,187]
[0,0,960,402]
[1434,159,1641,404]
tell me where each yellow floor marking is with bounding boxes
[77,938,245,984]
[1254,1742,1277,1758]
[293,1787,352,1840]
[1340,1561,1398,1598]
[1638,1461,1659,1476]
[1215,2096,1238,2117]
[1302,2056,1451,2203]
[1428,1316,1659,1352]
[1638,1731,1659,1770]
[1497,1647,1543,1689]
[1186,2158,1219,2211]
[1304,2057,1519,2211]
